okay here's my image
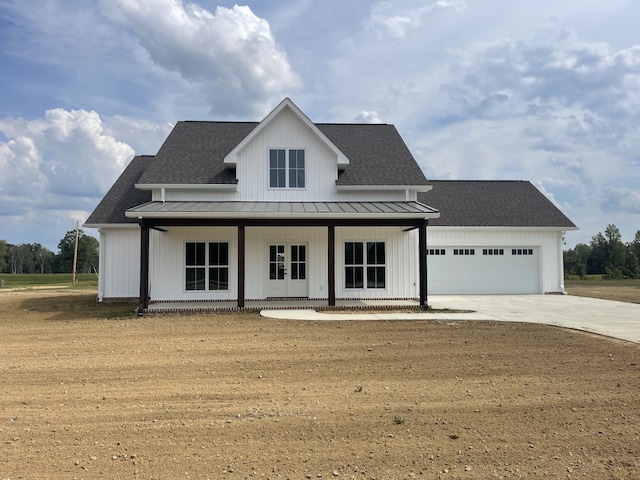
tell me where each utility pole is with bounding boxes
[72,220,79,284]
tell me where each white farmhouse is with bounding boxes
[85,98,576,312]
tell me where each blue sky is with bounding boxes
[1,0,640,251]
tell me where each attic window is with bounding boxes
[269,149,305,188]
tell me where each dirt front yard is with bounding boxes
[1,289,639,479]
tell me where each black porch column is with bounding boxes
[327,224,336,306]
[237,225,245,308]
[418,220,428,309]
[138,220,150,313]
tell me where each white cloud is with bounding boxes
[101,116,173,156]
[99,0,301,118]
[602,186,640,214]
[0,109,142,248]
[0,109,134,198]
[0,136,47,211]
[355,111,384,124]
[367,0,467,39]
[355,23,640,246]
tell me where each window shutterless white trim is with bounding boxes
[268,148,306,189]
[184,241,229,292]
[344,241,386,289]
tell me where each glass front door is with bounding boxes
[267,244,308,297]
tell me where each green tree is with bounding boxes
[55,230,99,274]
[589,232,607,274]
[604,224,626,278]
[564,243,590,279]
[31,243,55,274]
[625,252,640,279]
[0,239,7,273]
[7,244,34,274]
[629,230,640,260]
[589,224,627,278]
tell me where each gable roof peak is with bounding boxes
[223,97,350,167]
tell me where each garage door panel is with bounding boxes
[427,247,540,294]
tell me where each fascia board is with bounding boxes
[83,223,139,229]
[336,185,433,192]
[427,225,580,232]
[125,211,440,220]
[135,183,237,190]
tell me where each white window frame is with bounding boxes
[268,148,306,189]
[184,241,229,292]
[344,241,386,289]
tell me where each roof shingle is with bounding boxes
[136,121,428,186]
[84,156,153,225]
[138,121,257,185]
[419,180,577,228]
[317,123,428,186]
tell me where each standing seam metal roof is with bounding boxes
[125,200,438,218]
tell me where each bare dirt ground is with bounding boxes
[1,289,639,479]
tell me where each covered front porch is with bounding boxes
[127,200,439,314]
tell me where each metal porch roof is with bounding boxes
[125,201,439,219]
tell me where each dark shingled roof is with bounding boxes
[85,120,432,226]
[316,123,428,186]
[138,121,257,185]
[419,180,577,228]
[85,156,153,225]
[136,121,428,186]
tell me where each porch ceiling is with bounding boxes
[125,200,439,220]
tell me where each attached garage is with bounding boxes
[419,181,578,295]
[426,246,540,294]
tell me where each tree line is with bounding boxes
[564,224,640,279]
[0,230,99,274]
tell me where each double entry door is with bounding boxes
[266,243,308,298]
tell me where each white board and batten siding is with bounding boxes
[98,227,140,300]
[234,108,337,202]
[426,228,566,295]
[147,227,238,302]
[100,225,420,302]
[336,226,419,300]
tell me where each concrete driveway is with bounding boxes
[430,295,640,343]
[262,295,640,344]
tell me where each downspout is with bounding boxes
[97,228,105,302]
[559,231,567,295]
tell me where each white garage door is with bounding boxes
[427,247,540,294]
